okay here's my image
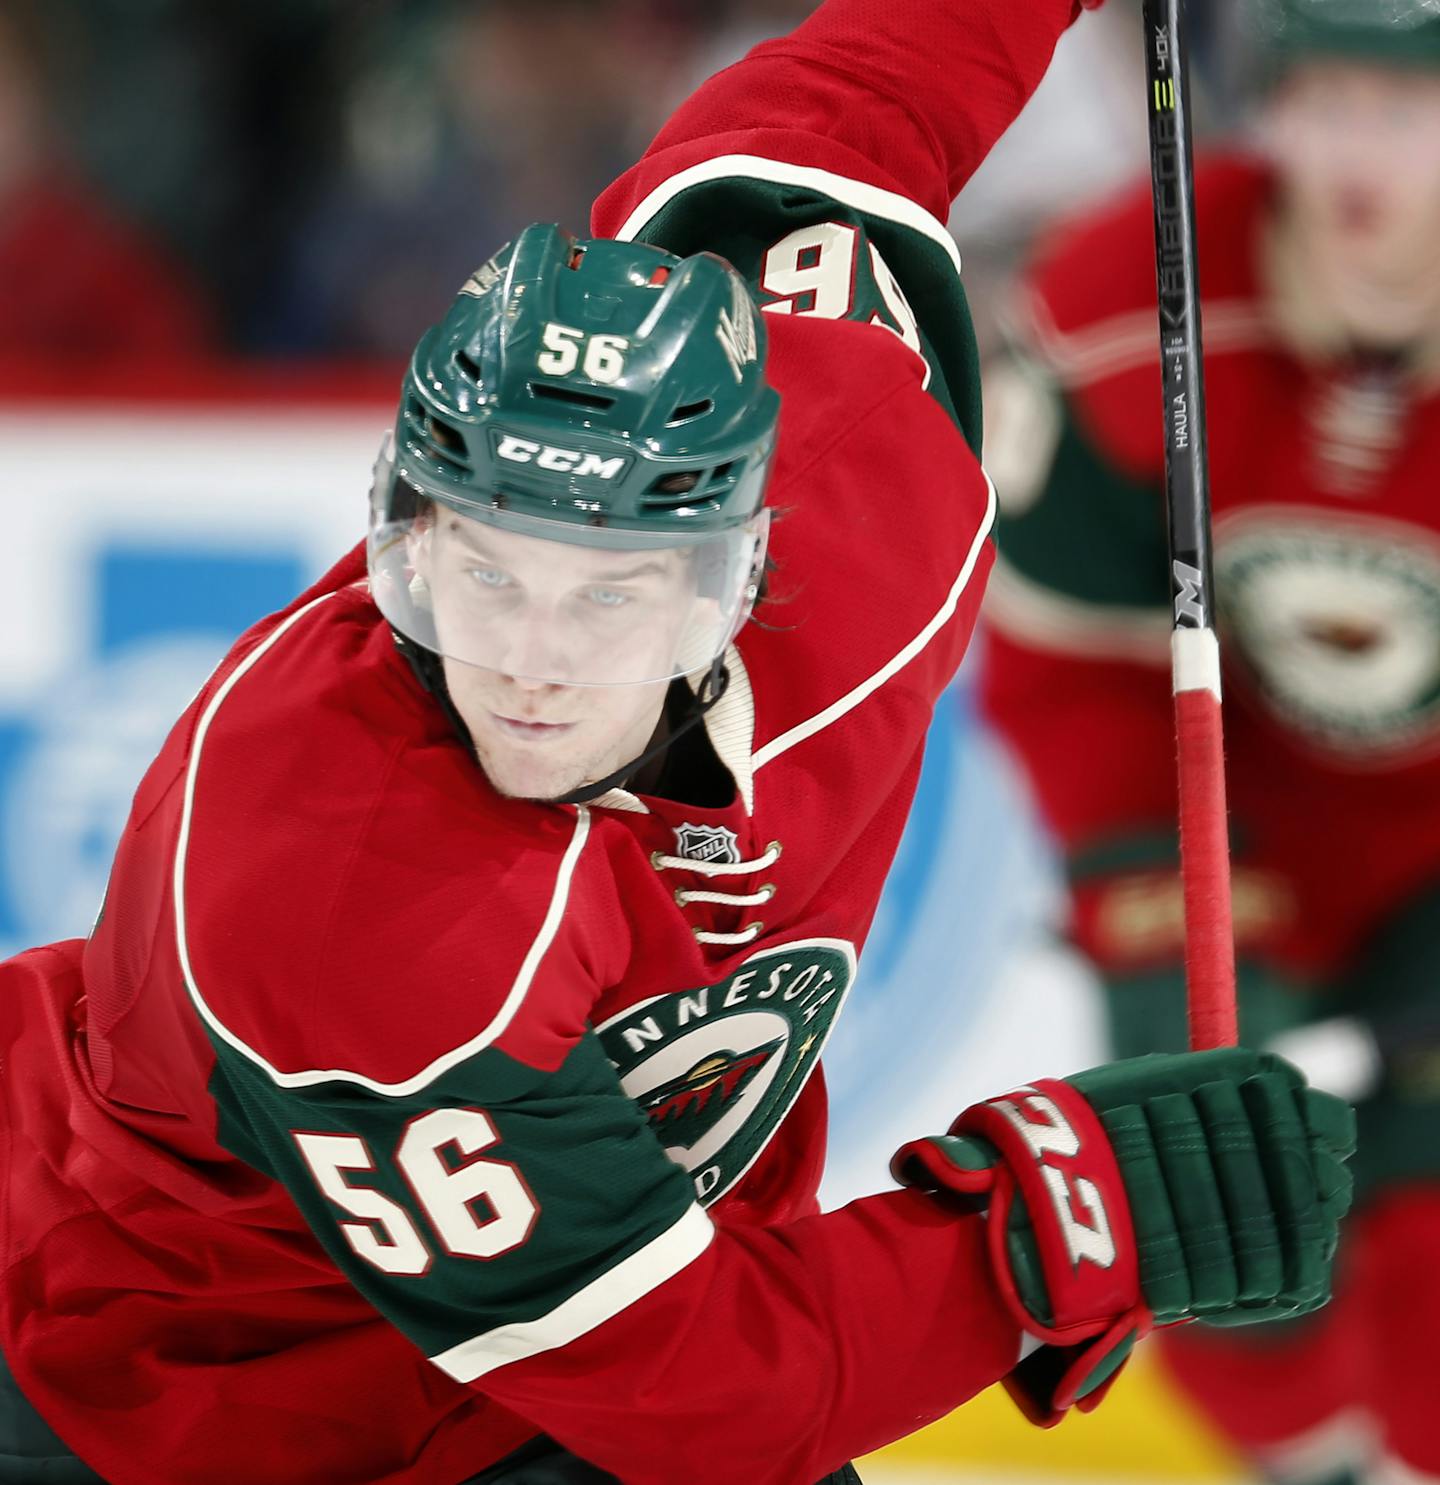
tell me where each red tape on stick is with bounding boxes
[1173,688,1238,1049]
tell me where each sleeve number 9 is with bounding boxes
[759,222,928,381]
[293,1109,539,1277]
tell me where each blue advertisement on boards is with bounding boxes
[0,544,308,956]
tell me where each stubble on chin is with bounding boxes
[443,663,667,803]
[469,738,591,803]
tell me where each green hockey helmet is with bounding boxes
[369,223,780,687]
[1245,0,1440,74]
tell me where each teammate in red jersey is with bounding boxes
[981,1,1440,1481]
[0,2,1354,1483]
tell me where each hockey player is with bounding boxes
[981,1,1440,1481]
[0,2,1355,1482]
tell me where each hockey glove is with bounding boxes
[891,1049,1355,1426]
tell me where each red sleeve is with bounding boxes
[594,0,1081,235]
[483,1190,1023,1485]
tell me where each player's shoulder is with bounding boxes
[765,312,985,518]
[764,312,942,456]
[1019,153,1274,377]
[598,136,985,453]
[178,561,620,1088]
[735,313,993,743]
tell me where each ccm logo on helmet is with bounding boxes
[493,433,628,480]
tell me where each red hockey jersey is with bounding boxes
[982,155,1440,990]
[0,3,1085,1482]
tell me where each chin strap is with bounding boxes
[557,659,729,805]
[391,631,729,806]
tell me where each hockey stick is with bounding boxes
[1141,0,1238,1051]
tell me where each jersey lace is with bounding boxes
[649,840,783,945]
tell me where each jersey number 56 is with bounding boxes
[292,1108,539,1277]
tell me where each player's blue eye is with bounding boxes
[470,567,511,589]
[587,588,630,609]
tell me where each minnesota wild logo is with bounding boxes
[596,939,856,1205]
[1217,509,1440,761]
[639,1041,785,1148]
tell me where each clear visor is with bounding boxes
[368,438,769,687]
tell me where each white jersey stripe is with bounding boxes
[612,153,962,278]
[173,592,593,1096]
[429,1203,715,1382]
[752,472,997,771]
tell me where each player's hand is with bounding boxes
[891,1049,1355,1424]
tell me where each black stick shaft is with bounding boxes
[1143,0,1215,633]
[1142,0,1238,1049]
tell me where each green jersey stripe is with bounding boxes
[612,152,985,455]
[612,152,963,280]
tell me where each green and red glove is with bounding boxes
[892,1049,1355,1426]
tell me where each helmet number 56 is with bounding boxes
[537,322,630,385]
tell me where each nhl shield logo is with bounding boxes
[673,822,740,866]
[596,939,856,1205]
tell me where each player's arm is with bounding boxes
[597,0,1087,227]
[979,327,1176,831]
[211,1009,1350,1480]
[592,0,1092,454]
[211,1009,1352,1477]
[208,999,1029,1485]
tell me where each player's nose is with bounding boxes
[495,609,575,687]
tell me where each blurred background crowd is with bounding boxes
[0,0,1257,367]
[1,0,784,362]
